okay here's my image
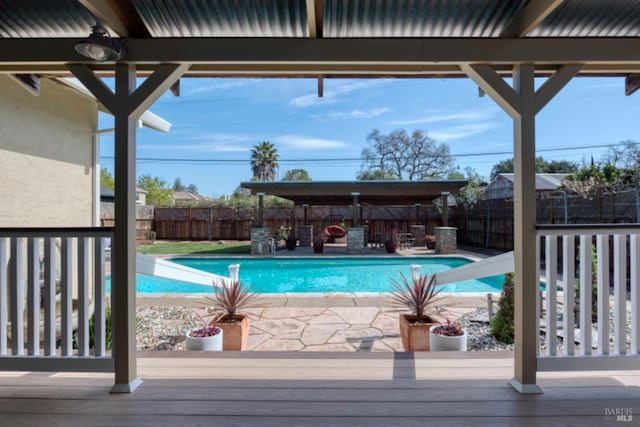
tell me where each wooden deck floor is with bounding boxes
[1,351,638,426]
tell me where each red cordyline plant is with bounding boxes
[205,278,261,321]
[433,319,464,337]
[390,273,442,323]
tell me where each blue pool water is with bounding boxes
[111,257,506,294]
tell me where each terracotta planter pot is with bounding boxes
[399,314,438,351]
[285,237,297,250]
[212,315,250,351]
[385,240,397,253]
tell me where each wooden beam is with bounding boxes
[68,63,116,113]
[305,0,323,38]
[534,64,581,113]
[317,75,324,97]
[3,38,640,64]
[79,0,151,38]
[500,0,565,37]
[127,63,190,117]
[170,79,180,97]
[625,74,640,96]
[461,64,521,118]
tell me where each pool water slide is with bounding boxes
[432,251,514,286]
[136,253,228,287]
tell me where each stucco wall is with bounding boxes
[0,76,97,226]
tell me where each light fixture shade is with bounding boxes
[74,23,124,61]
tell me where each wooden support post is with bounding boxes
[70,62,188,393]
[461,62,580,394]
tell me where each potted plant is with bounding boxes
[148,230,156,244]
[285,233,297,250]
[185,324,223,351]
[313,231,325,253]
[423,235,436,249]
[391,273,442,351]
[384,225,399,253]
[429,319,467,351]
[204,278,261,351]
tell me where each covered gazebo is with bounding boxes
[241,180,468,253]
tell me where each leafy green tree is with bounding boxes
[137,175,173,206]
[360,129,453,180]
[562,162,632,198]
[356,169,397,180]
[490,157,578,180]
[449,166,486,207]
[250,141,279,181]
[282,168,311,181]
[186,183,199,193]
[100,167,115,190]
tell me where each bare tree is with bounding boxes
[360,129,453,180]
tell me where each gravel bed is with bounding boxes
[135,306,516,352]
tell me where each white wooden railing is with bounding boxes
[536,224,640,371]
[0,228,114,372]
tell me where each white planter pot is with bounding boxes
[429,325,467,351]
[185,328,223,351]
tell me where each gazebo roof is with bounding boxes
[240,180,467,206]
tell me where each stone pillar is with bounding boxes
[434,226,457,254]
[297,225,313,247]
[347,227,365,254]
[410,225,425,248]
[257,192,265,226]
[250,227,271,255]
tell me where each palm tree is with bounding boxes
[250,141,279,181]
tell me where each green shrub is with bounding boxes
[575,243,598,323]
[491,272,515,344]
[89,304,112,351]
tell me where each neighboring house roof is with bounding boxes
[101,187,147,199]
[57,78,171,133]
[497,173,570,191]
[173,191,208,203]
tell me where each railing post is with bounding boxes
[0,238,7,356]
[613,235,627,355]
[579,235,592,355]
[27,237,40,356]
[10,238,24,356]
[596,235,610,355]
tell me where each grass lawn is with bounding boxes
[138,241,251,255]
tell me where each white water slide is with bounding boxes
[136,252,227,288]
[433,251,514,286]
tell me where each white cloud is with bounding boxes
[272,134,350,150]
[183,79,256,95]
[429,123,498,141]
[313,107,392,122]
[290,79,391,108]
[387,109,495,126]
[144,132,253,152]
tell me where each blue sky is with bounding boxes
[99,76,640,198]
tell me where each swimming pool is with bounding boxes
[123,256,505,294]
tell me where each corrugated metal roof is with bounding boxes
[529,0,640,37]
[324,0,527,38]
[2,0,640,40]
[0,0,100,38]
[132,0,307,37]
[498,173,569,190]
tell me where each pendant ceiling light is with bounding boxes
[74,22,125,62]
